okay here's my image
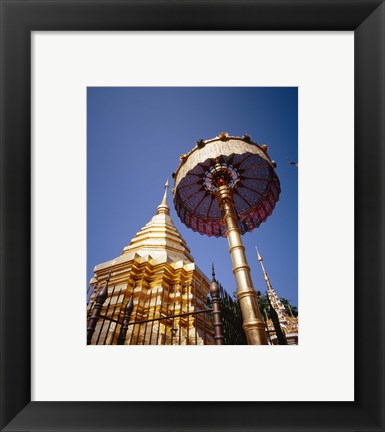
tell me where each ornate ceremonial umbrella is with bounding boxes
[173,133,280,345]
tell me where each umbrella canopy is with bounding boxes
[173,134,280,238]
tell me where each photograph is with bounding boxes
[1,0,384,429]
[86,87,298,345]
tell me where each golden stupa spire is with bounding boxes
[157,179,170,215]
[121,179,194,263]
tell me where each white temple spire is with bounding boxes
[255,246,286,322]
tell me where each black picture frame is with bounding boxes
[1,1,384,431]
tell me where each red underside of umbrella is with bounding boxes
[174,138,280,238]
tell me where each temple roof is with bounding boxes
[121,181,194,263]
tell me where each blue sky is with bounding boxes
[87,87,298,306]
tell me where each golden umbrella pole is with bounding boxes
[173,136,280,345]
[216,184,268,345]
